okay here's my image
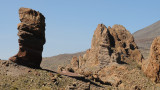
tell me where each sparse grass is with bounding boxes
[0,68,75,90]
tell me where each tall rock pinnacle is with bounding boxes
[9,7,46,68]
[81,24,143,70]
[142,36,160,83]
[69,24,143,83]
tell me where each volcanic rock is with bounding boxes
[98,63,124,86]
[9,7,46,68]
[142,36,160,83]
[71,56,79,71]
[69,24,143,83]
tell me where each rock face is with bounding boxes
[9,7,46,68]
[69,24,143,83]
[142,36,160,83]
[71,56,79,71]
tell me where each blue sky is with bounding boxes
[0,0,160,59]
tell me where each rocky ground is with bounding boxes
[1,60,160,90]
[0,60,110,90]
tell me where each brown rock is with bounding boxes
[57,66,65,72]
[9,7,46,68]
[71,56,79,70]
[142,36,160,83]
[65,82,90,90]
[57,71,84,77]
[51,77,57,82]
[69,24,143,83]
[98,63,124,86]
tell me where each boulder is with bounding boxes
[98,63,125,87]
[9,7,46,68]
[142,36,160,83]
[71,56,79,71]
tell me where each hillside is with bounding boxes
[0,60,103,90]
[41,51,85,70]
[133,20,160,58]
[2,60,160,90]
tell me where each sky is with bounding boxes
[0,0,160,60]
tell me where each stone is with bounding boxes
[9,7,46,68]
[142,36,160,83]
[71,56,79,70]
[69,24,143,83]
[57,66,65,72]
[65,82,90,90]
[98,63,124,86]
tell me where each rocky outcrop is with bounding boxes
[9,7,46,68]
[142,36,160,83]
[69,24,143,83]
[71,56,79,71]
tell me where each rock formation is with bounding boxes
[9,7,46,68]
[69,24,143,83]
[71,56,79,71]
[142,36,160,83]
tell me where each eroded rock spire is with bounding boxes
[9,7,46,68]
[69,24,143,83]
[142,36,160,83]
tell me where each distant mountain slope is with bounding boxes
[133,20,160,49]
[41,51,85,70]
[133,20,160,58]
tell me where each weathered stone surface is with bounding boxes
[71,56,79,71]
[98,63,124,86]
[142,36,160,83]
[69,24,143,83]
[9,7,46,68]
[65,82,90,90]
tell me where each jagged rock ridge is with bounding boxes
[9,7,46,68]
[68,24,143,83]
